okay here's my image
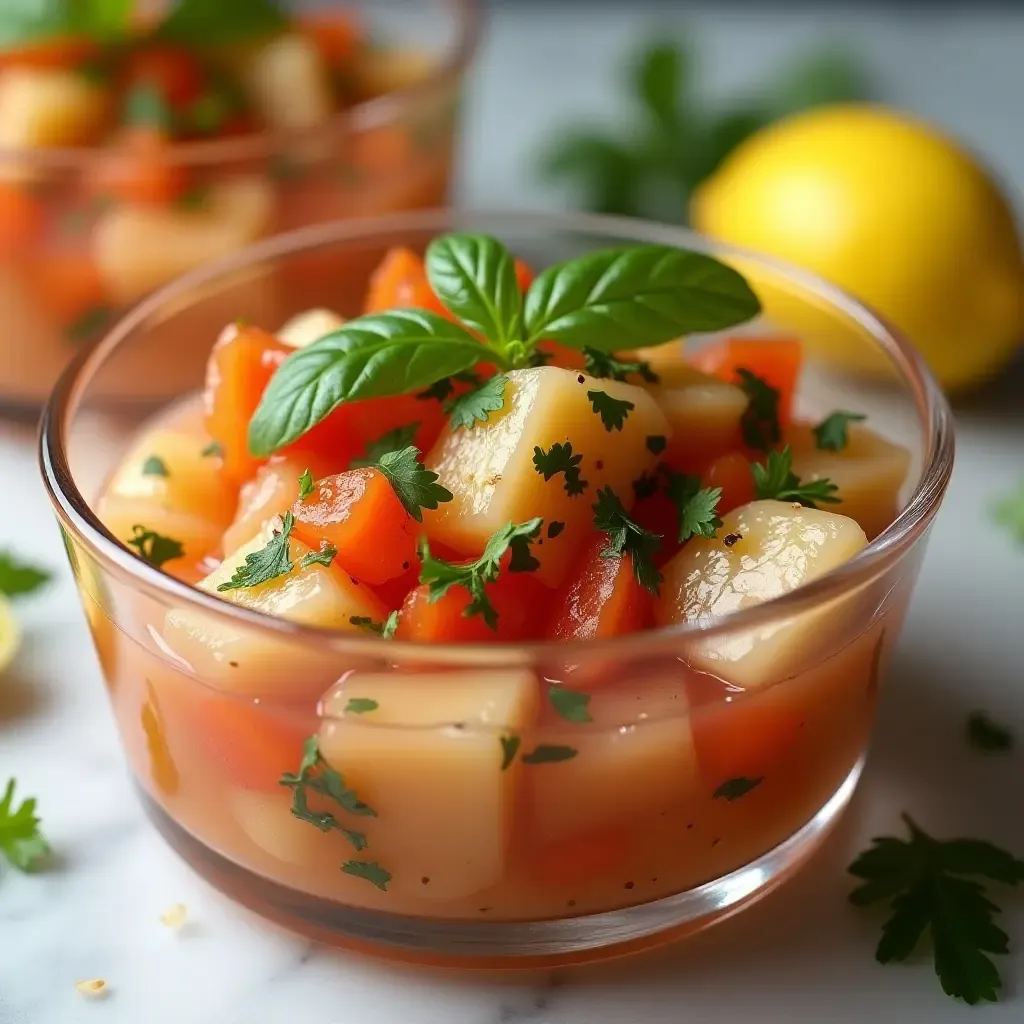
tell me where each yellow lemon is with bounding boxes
[692,104,1024,391]
[0,593,21,675]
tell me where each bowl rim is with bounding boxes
[39,208,956,667]
[0,0,481,170]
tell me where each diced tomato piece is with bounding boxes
[291,468,416,585]
[514,257,534,292]
[0,184,43,253]
[123,45,206,109]
[204,323,291,485]
[396,573,549,643]
[363,246,451,317]
[690,337,803,427]
[371,565,419,611]
[30,248,107,324]
[301,14,362,65]
[91,127,189,205]
[531,825,631,886]
[548,538,654,640]
[702,452,755,515]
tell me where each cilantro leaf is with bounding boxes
[548,686,592,723]
[416,370,481,403]
[374,446,453,523]
[532,441,588,496]
[500,734,521,770]
[993,484,1024,545]
[345,698,379,715]
[713,776,763,800]
[298,468,315,500]
[592,486,663,595]
[813,410,867,451]
[0,779,49,871]
[349,423,420,469]
[664,472,722,542]
[447,375,508,430]
[849,814,1024,1005]
[341,859,391,891]
[216,513,294,591]
[521,745,578,765]
[583,347,659,383]
[587,389,634,432]
[967,711,1014,753]
[299,541,336,569]
[418,519,543,630]
[751,446,840,508]
[126,525,183,569]
[0,552,51,598]
[736,368,781,452]
[349,611,399,639]
[141,455,168,477]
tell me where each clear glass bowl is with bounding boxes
[0,0,477,409]
[39,210,954,968]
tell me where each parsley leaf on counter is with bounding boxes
[813,410,867,451]
[0,553,50,598]
[993,484,1024,545]
[349,423,420,469]
[592,486,663,595]
[588,389,634,432]
[374,446,453,523]
[967,711,1014,753]
[737,368,781,451]
[664,472,722,542]
[141,455,169,477]
[751,446,840,508]
[127,526,184,570]
[0,779,49,871]
[418,519,543,630]
[849,815,1024,1005]
[349,611,400,639]
[448,375,508,430]
[533,441,588,497]
[217,513,294,591]
[583,348,659,384]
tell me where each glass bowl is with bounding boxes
[39,210,954,968]
[0,0,478,410]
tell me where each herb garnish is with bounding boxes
[736,368,781,452]
[216,513,294,591]
[547,521,565,539]
[0,779,49,871]
[418,519,543,630]
[349,612,400,639]
[201,441,224,458]
[713,776,763,800]
[299,541,337,570]
[374,447,453,523]
[664,472,722,542]
[0,553,50,598]
[298,468,315,500]
[417,370,481,403]
[499,735,521,770]
[813,410,866,451]
[587,389,634,432]
[849,815,1024,1004]
[548,686,592,723]
[966,711,1014,753]
[645,435,667,455]
[349,423,420,469]
[126,526,184,569]
[447,375,508,430]
[532,442,588,497]
[592,486,663,595]
[345,698,379,715]
[521,745,578,765]
[342,860,392,891]
[141,455,169,477]
[583,348,659,383]
[248,233,759,456]
[751,446,840,508]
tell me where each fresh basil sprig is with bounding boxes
[248,233,760,456]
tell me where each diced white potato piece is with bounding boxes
[658,500,868,688]
[93,176,275,304]
[162,520,385,695]
[243,34,333,130]
[787,421,910,540]
[105,427,237,527]
[424,366,670,588]
[221,455,310,555]
[98,493,223,579]
[0,68,109,150]
[528,672,698,846]
[318,668,540,900]
[277,307,345,349]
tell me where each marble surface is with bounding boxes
[4,4,1024,1022]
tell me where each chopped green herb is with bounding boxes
[645,435,667,455]
[813,410,866,451]
[447,375,508,430]
[341,859,391,891]
[345,698,379,715]
[533,442,588,496]
[201,441,223,458]
[0,779,49,871]
[592,486,663,595]
[216,513,294,591]
[141,455,168,478]
[416,370,481,403]
[65,305,113,344]
[0,553,50,598]
[374,446,453,523]
[633,470,661,501]
[583,348,659,383]
[500,734,521,771]
[547,521,565,539]
[548,687,592,723]
[751,446,840,508]
[967,711,1014,753]
[587,389,634,432]
[298,468,315,500]
[849,814,1024,1005]
[713,776,763,800]
[126,525,184,569]
[124,83,173,131]
[349,611,400,639]
[349,423,420,469]
[522,745,578,765]
[418,519,543,630]
[737,368,781,452]
[664,472,722,542]
[299,541,337,570]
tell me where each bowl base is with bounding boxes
[139,756,863,970]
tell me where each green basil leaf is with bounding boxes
[248,311,485,457]
[155,0,289,47]
[0,0,132,49]
[425,234,522,346]
[523,244,760,352]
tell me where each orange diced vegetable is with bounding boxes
[291,468,416,586]
[363,246,450,317]
[0,183,43,252]
[301,14,363,66]
[702,451,755,515]
[531,826,631,886]
[30,249,107,324]
[91,127,189,205]
[0,37,97,70]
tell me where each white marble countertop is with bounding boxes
[4,4,1024,1022]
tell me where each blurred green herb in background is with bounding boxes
[539,37,870,223]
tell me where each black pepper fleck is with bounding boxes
[595,460,604,470]
[566,899,576,908]
[712,838,721,847]
[577,375,585,384]
[229,661,239,668]
[723,532,742,547]
[624,881,635,890]
[349,577,360,586]
[402,561,410,571]
[421,876,430,885]
[686,823,694,830]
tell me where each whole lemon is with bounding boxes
[692,104,1024,391]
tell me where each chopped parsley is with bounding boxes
[547,521,565,539]
[349,611,400,639]
[583,347,659,383]
[736,368,781,451]
[126,525,184,569]
[216,513,294,591]
[813,410,866,451]
[349,423,420,469]
[374,446,453,523]
[645,435,667,455]
[499,734,521,771]
[141,455,168,477]
[664,472,723,542]
[548,686,592,723]
[344,698,379,715]
[447,375,508,430]
[751,446,840,508]
[713,776,763,800]
[587,389,634,432]
[201,441,224,458]
[592,486,663,595]
[532,441,588,496]
[0,779,49,871]
[341,860,392,891]
[298,468,315,500]
[416,369,481,403]
[299,541,337,569]
[521,745,578,765]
